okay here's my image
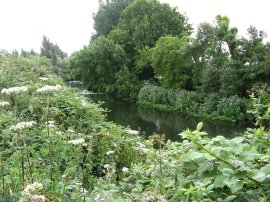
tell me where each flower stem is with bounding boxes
[46,95,53,181]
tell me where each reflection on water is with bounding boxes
[90,95,249,141]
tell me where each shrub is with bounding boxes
[217,96,250,121]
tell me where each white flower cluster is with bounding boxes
[10,121,36,131]
[104,164,110,169]
[36,85,61,93]
[94,193,105,201]
[39,77,48,81]
[19,182,45,202]
[122,167,129,172]
[106,150,115,155]
[0,101,9,106]
[68,138,85,146]
[47,120,55,128]
[127,129,139,135]
[1,86,28,95]
[136,143,149,153]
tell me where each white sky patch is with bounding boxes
[0,0,269,55]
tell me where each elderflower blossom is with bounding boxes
[36,85,61,93]
[19,182,44,202]
[122,167,129,172]
[1,86,28,95]
[10,121,36,131]
[68,138,85,146]
[0,101,9,106]
[106,150,115,155]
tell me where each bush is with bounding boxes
[217,96,250,121]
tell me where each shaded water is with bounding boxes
[90,95,249,141]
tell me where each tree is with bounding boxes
[93,0,134,38]
[151,36,192,90]
[40,36,68,75]
[69,36,127,92]
[109,0,191,68]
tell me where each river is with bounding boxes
[89,94,249,141]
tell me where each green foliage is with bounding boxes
[138,84,252,121]
[114,66,142,100]
[109,0,191,61]
[93,0,134,37]
[217,96,251,121]
[151,36,192,89]
[0,55,143,201]
[69,36,127,92]
[40,36,68,76]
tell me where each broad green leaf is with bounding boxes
[196,122,203,131]
[180,152,204,162]
[230,136,245,144]
[223,195,237,202]
[261,164,270,173]
[214,175,227,188]
[239,149,258,161]
[253,171,267,182]
[229,180,244,193]
[221,168,235,177]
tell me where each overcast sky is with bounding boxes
[0,0,269,55]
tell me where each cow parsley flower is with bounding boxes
[10,121,36,131]
[106,150,115,155]
[104,164,110,169]
[0,101,9,106]
[39,77,48,81]
[127,129,139,135]
[122,167,129,172]
[68,138,85,146]
[1,86,28,95]
[36,85,61,93]
[20,182,44,202]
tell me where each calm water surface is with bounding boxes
[90,95,249,141]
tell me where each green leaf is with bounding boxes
[180,152,204,162]
[229,180,244,193]
[214,175,227,188]
[221,168,235,177]
[239,149,258,161]
[230,136,245,144]
[196,122,203,131]
[223,195,237,202]
[253,171,267,182]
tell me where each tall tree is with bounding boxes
[109,0,191,68]
[93,0,134,38]
[151,36,192,90]
[70,36,127,92]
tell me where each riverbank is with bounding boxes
[1,55,269,201]
[138,84,253,122]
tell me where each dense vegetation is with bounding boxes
[66,0,270,122]
[0,54,270,201]
[1,0,270,201]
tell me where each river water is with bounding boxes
[89,94,249,141]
